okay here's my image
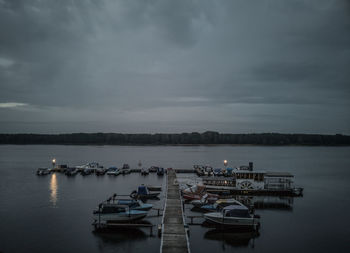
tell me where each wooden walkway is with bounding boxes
[161,169,190,253]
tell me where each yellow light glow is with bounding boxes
[50,173,58,206]
[52,158,56,164]
[223,160,228,166]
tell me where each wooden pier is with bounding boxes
[161,169,190,253]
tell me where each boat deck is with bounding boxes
[161,169,190,253]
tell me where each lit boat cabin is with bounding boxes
[264,172,294,190]
[202,177,236,187]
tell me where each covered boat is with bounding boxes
[200,198,243,212]
[130,185,160,199]
[93,204,147,223]
[204,204,259,229]
[146,185,162,191]
[114,199,153,211]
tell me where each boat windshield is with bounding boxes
[225,209,250,218]
[101,205,126,214]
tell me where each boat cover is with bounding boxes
[138,186,149,195]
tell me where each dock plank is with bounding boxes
[161,170,190,253]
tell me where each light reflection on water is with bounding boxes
[0,145,349,253]
[50,173,58,206]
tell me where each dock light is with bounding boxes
[224,160,228,166]
[52,158,56,169]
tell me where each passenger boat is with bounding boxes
[201,166,303,196]
[36,168,51,176]
[204,204,259,229]
[93,204,147,223]
[106,167,121,176]
[141,167,149,175]
[130,185,160,199]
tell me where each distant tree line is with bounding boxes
[0,132,349,145]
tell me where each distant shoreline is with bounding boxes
[0,132,349,146]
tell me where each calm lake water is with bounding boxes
[0,145,349,253]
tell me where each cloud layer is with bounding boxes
[0,0,349,133]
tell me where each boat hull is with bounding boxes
[94,213,147,223]
[204,213,259,228]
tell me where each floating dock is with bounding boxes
[161,169,190,253]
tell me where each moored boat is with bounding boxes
[107,167,120,176]
[65,167,79,176]
[130,185,160,199]
[146,185,162,191]
[201,198,243,212]
[157,167,165,176]
[93,204,147,223]
[141,167,149,175]
[121,164,131,174]
[182,185,219,201]
[201,166,303,196]
[36,167,51,176]
[113,199,153,211]
[204,204,260,229]
[191,194,218,208]
[149,166,158,173]
[95,167,107,176]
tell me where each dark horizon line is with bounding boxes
[0,131,349,135]
[0,132,349,146]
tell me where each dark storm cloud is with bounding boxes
[0,0,349,133]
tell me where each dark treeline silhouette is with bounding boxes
[0,132,349,145]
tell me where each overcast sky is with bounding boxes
[0,0,349,134]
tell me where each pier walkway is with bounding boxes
[161,169,190,253]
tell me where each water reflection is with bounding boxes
[93,228,148,251]
[49,173,58,206]
[190,195,294,213]
[204,228,259,249]
[237,196,294,211]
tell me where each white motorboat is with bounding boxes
[107,167,121,176]
[36,167,51,176]
[121,164,131,174]
[93,204,147,223]
[141,167,149,175]
[204,203,259,229]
